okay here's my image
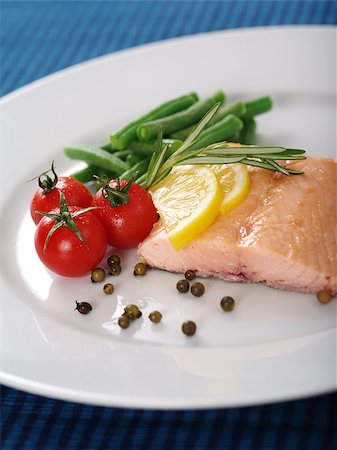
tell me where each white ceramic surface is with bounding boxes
[0,26,336,409]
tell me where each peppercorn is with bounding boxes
[91,267,106,283]
[182,320,197,336]
[124,304,141,320]
[220,296,235,312]
[134,262,147,276]
[190,282,205,297]
[118,315,130,329]
[184,270,196,281]
[149,311,162,323]
[107,254,121,267]
[103,283,114,295]
[316,290,333,304]
[109,263,121,276]
[177,279,190,293]
[74,301,92,314]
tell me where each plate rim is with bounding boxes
[1,365,335,410]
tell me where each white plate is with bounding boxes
[0,26,336,409]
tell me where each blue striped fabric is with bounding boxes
[1,0,336,96]
[1,1,336,449]
[1,386,336,450]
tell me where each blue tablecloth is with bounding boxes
[1,1,336,449]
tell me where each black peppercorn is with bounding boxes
[75,301,92,314]
[182,320,197,336]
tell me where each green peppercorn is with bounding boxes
[316,290,333,304]
[124,304,141,320]
[177,279,190,293]
[149,311,162,323]
[184,270,196,281]
[75,301,92,315]
[107,254,121,267]
[190,282,205,297]
[182,320,196,336]
[134,262,147,276]
[103,283,114,295]
[220,296,235,312]
[91,267,106,283]
[118,315,130,329]
[109,263,121,276]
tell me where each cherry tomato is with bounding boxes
[30,163,92,224]
[91,179,158,249]
[35,206,107,277]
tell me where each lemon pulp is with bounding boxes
[209,163,250,214]
[150,165,223,250]
[150,163,250,250]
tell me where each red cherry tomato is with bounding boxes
[30,163,92,224]
[91,180,158,249]
[35,206,107,277]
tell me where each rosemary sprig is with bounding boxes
[145,104,306,189]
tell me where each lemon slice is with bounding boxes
[209,163,250,214]
[150,165,223,250]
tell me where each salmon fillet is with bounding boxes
[138,157,337,293]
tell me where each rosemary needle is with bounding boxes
[145,104,306,189]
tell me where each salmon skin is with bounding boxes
[138,157,336,294]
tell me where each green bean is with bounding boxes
[126,153,142,167]
[165,140,184,157]
[100,141,133,158]
[226,133,240,143]
[64,146,129,174]
[169,102,246,140]
[208,101,246,125]
[119,157,151,181]
[70,164,117,183]
[128,139,182,156]
[188,114,243,151]
[137,91,226,142]
[110,92,199,150]
[113,150,132,160]
[169,97,270,144]
[243,96,272,118]
[168,125,195,141]
[238,118,256,145]
[70,165,101,183]
[100,141,115,152]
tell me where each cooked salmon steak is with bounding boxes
[138,157,336,293]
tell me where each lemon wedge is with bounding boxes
[209,163,250,214]
[150,165,223,250]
